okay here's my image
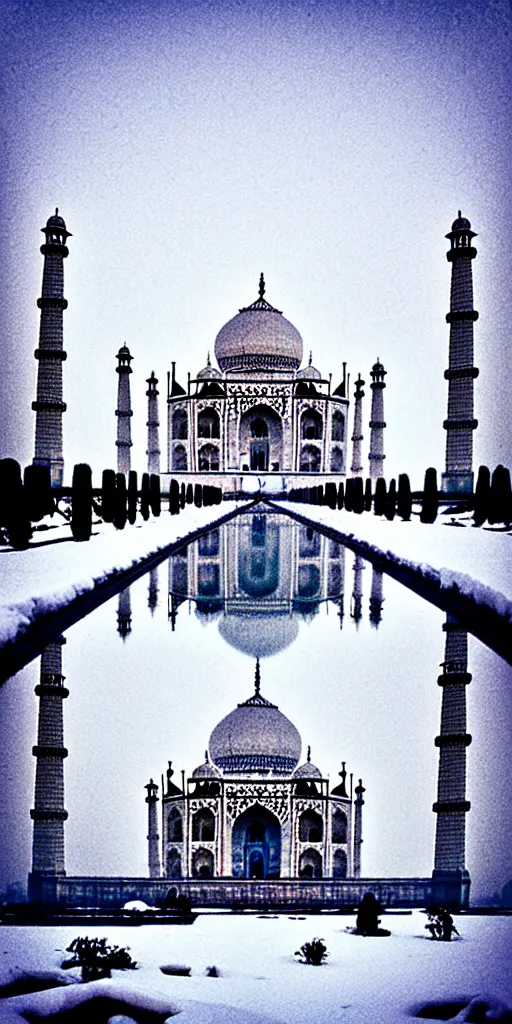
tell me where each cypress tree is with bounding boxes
[194,483,203,508]
[140,473,150,520]
[473,465,490,527]
[374,477,387,516]
[385,478,397,520]
[397,473,412,521]
[0,459,32,547]
[489,465,512,526]
[352,477,364,514]
[114,472,127,530]
[127,470,138,525]
[325,482,337,509]
[317,484,324,505]
[503,467,512,525]
[150,474,161,517]
[101,469,116,523]
[23,464,54,522]
[364,478,372,512]
[186,483,193,504]
[344,478,354,512]
[420,468,438,524]
[337,482,344,510]
[180,483,186,509]
[169,478,180,514]
[71,463,93,541]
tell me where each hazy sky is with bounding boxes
[1,0,511,484]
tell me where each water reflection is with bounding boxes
[167,512,357,658]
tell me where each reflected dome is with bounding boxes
[218,613,299,658]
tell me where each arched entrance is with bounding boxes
[231,804,281,879]
[239,405,283,473]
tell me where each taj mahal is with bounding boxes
[147,661,364,883]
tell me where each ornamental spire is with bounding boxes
[258,272,265,299]
[255,657,261,696]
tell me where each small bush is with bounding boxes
[64,936,137,982]
[295,938,328,966]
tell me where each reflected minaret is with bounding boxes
[350,554,364,626]
[353,778,365,879]
[146,371,160,476]
[350,374,365,476]
[29,638,68,888]
[145,779,161,878]
[432,617,471,907]
[117,587,132,639]
[116,345,133,475]
[441,213,479,494]
[148,567,159,615]
[368,359,386,480]
[369,567,384,628]
[32,210,71,486]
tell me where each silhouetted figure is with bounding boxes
[354,892,390,936]
[425,908,459,941]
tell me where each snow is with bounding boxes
[0,912,511,1023]
[0,502,252,650]
[271,502,512,624]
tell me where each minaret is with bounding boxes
[350,554,364,626]
[350,374,365,475]
[146,371,160,476]
[32,210,71,486]
[148,567,159,615]
[145,779,161,878]
[441,212,479,494]
[30,639,68,883]
[432,616,471,908]
[369,567,384,627]
[115,345,133,475]
[353,778,365,878]
[117,587,132,639]
[368,359,386,480]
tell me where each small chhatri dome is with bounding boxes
[46,207,67,229]
[451,210,471,231]
[296,351,321,380]
[294,745,322,779]
[192,750,221,778]
[197,352,222,380]
[214,274,303,373]
[208,660,302,775]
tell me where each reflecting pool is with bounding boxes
[1,507,511,905]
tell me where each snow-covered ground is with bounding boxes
[272,502,512,625]
[0,502,252,649]
[1,912,511,1023]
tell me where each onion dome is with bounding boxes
[218,613,299,658]
[209,660,301,775]
[192,750,221,778]
[451,210,471,232]
[42,208,71,240]
[214,273,303,373]
[296,352,322,381]
[197,352,222,380]
[294,746,322,779]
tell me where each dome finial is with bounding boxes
[458,209,461,218]
[255,657,261,696]
[307,745,311,762]
[308,351,312,366]
[258,272,265,299]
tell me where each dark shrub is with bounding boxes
[64,936,137,982]
[194,483,203,508]
[374,477,387,516]
[473,465,490,526]
[186,483,193,504]
[420,468,438,524]
[71,464,92,541]
[489,464,512,526]
[180,483,186,509]
[114,472,127,530]
[101,469,116,523]
[0,459,32,548]
[140,473,150,520]
[150,474,161,517]
[23,465,54,521]
[337,482,344,509]
[352,477,364,514]
[295,938,328,966]
[169,478,180,514]
[344,478,353,512]
[397,474,412,520]
[364,478,372,512]
[127,471,138,525]
[325,483,337,509]
[385,478,397,520]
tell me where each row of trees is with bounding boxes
[0,459,223,548]
[289,464,512,527]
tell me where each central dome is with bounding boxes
[214,274,303,373]
[209,662,301,775]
